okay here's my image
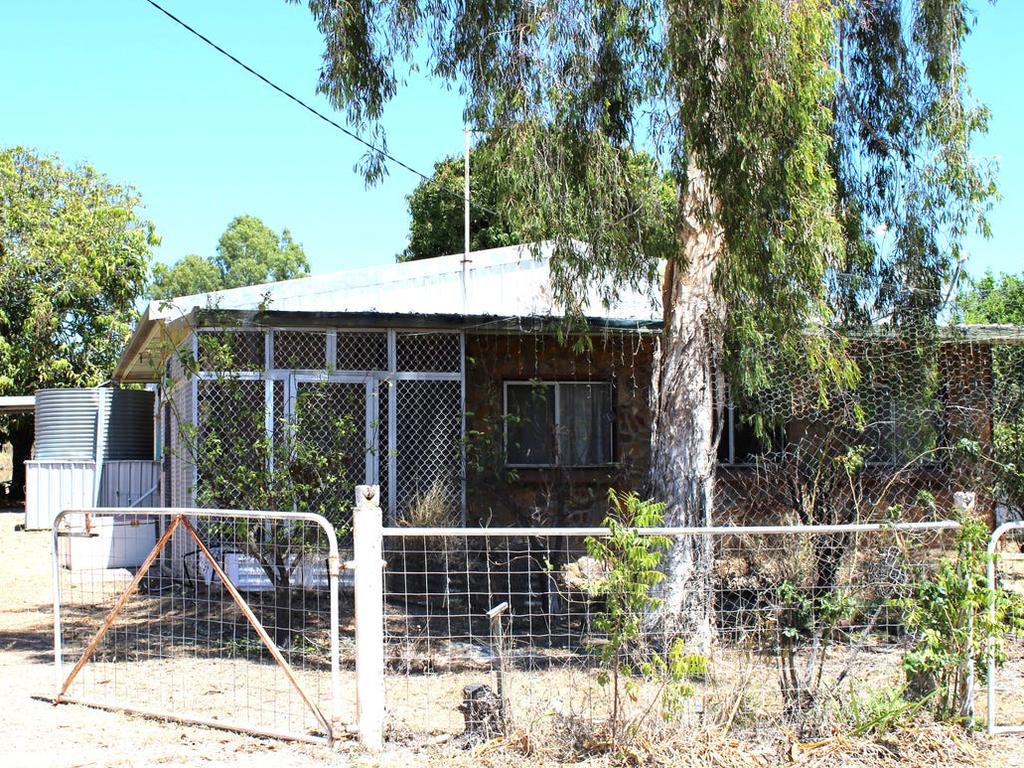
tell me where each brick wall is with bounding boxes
[464,331,656,526]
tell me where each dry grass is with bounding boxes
[2,506,1024,766]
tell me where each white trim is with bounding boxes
[264,379,274,472]
[459,331,467,524]
[326,331,337,369]
[190,332,199,507]
[366,379,379,485]
[387,331,398,520]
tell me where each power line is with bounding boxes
[141,0,497,216]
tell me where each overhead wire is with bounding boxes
[141,0,498,217]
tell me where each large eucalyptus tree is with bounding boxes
[289,0,996,630]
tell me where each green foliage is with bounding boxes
[150,214,308,299]
[844,684,933,738]
[400,140,524,261]
[960,272,1024,326]
[0,146,154,450]
[901,511,1024,723]
[585,490,702,733]
[0,146,154,395]
[291,0,995,405]
[169,333,359,602]
[775,577,857,717]
[958,272,1024,512]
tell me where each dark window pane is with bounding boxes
[558,383,613,465]
[197,330,265,370]
[506,384,556,465]
[732,420,762,464]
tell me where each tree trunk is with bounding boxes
[649,167,725,646]
[8,417,34,503]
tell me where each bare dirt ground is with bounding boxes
[3,505,1024,767]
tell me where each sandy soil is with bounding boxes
[3,505,1024,767]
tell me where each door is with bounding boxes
[289,374,381,519]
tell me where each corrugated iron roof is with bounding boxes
[150,241,662,324]
[116,241,663,382]
[0,395,35,414]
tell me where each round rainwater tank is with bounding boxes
[100,389,155,460]
[34,388,155,461]
[34,389,99,460]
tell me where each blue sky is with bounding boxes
[1,0,1020,281]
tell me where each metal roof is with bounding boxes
[0,395,35,415]
[115,241,663,382]
[150,241,661,323]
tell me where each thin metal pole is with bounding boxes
[462,125,470,313]
[51,511,66,695]
[46,696,331,746]
[381,520,963,538]
[329,549,342,726]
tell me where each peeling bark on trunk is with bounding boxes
[649,168,725,647]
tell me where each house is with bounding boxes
[115,242,660,528]
[114,242,1024,530]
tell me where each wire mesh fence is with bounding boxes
[380,522,965,743]
[52,508,344,743]
[988,521,1024,733]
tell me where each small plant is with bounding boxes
[400,476,457,528]
[775,578,856,716]
[585,489,706,742]
[844,684,933,737]
[900,509,1024,724]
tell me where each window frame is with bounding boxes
[861,384,943,468]
[502,380,616,468]
[717,386,785,468]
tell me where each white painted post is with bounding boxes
[353,484,385,750]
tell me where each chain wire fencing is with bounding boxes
[138,323,1024,748]
[988,521,1024,733]
[52,508,344,743]
[380,522,965,745]
[166,327,464,527]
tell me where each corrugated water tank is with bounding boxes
[35,388,154,461]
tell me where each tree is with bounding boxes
[400,141,521,261]
[0,147,154,499]
[959,272,1024,513]
[150,215,309,299]
[399,137,673,261]
[291,0,996,634]
[960,272,1024,326]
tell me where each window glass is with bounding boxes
[717,388,785,466]
[863,387,940,465]
[558,383,613,465]
[505,382,613,466]
[506,384,556,465]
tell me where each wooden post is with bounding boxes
[354,484,385,750]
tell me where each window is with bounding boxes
[717,391,785,466]
[862,386,940,466]
[504,381,614,467]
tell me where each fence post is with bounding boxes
[353,484,385,750]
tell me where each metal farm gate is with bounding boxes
[52,507,345,743]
